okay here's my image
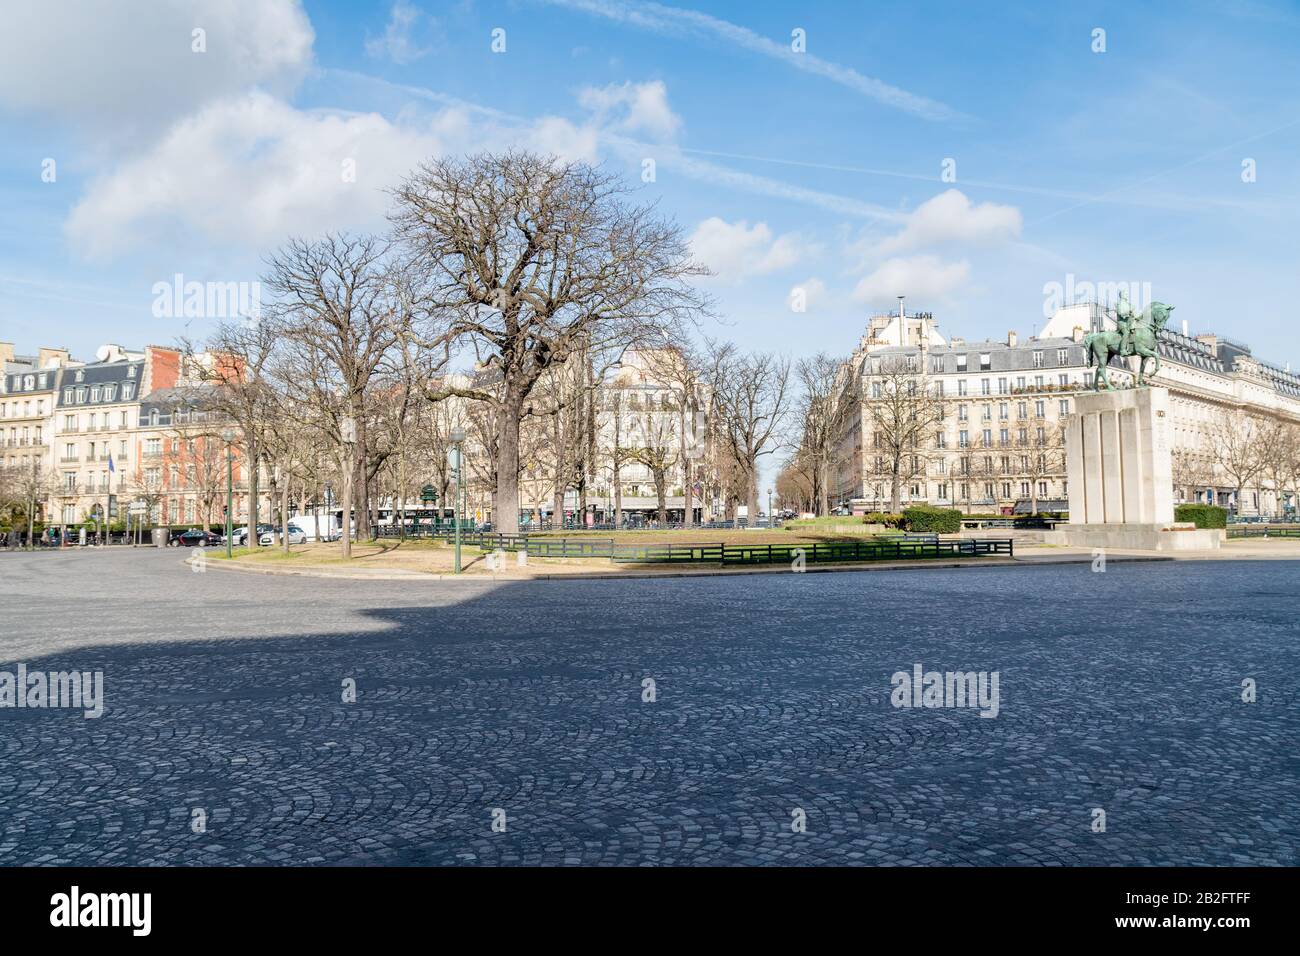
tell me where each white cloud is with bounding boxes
[65,93,444,258]
[366,1,434,65]
[688,218,813,280]
[851,256,971,304]
[0,0,313,134]
[579,80,681,141]
[530,116,603,163]
[875,189,1021,255]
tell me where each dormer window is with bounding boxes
[75,370,84,382]
[128,367,137,378]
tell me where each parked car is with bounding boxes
[227,523,276,547]
[259,523,307,546]
[168,528,221,548]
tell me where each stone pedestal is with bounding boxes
[1044,386,1221,551]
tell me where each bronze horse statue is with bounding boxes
[1083,296,1173,389]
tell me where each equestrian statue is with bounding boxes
[1082,293,1173,390]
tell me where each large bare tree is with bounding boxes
[389,150,707,533]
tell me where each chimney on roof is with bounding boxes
[0,342,13,364]
[1181,319,1189,337]
[1195,334,1218,350]
[1007,330,1017,348]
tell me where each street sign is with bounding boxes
[108,494,118,519]
[129,502,147,515]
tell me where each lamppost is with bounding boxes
[449,426,465,574]
[222,427,235,558]
[767,487,773,526]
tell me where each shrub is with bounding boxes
[902,506,961,533]
[1175,504,1227,529]
[862,511,905,528]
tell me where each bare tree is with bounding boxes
[389,150,708,533]
[0,461,56,548]
[1171,446,1213,505]
[794,353,852,515]
[708,344,791,520]
[261,233,418,558]
[1015,421,1065,513]
[626,402,679,524]
[861,357,944,512]
[1258,419,1300,517]
[1211,409,1267,514]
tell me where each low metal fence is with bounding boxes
[375,526,1012,564]
[1226,525,1300,539]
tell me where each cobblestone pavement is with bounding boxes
[1,547,1296,866]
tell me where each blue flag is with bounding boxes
[108,454,115,473]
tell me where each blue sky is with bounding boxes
[2,0,1299,368]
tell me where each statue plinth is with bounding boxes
[1044,386,1221,551]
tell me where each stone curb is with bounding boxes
[187,551,1174,582]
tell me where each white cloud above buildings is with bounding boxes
[688,218,815,280]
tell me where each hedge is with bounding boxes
[1174,504,1227,529]
[862,511,905,528]
[902,506,962,533]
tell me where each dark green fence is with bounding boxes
[1226,525,1300,539]
[374,525,1014,564]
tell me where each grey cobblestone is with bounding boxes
[0,548,1296,865]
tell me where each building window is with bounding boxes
[981,378,991,395]
[998,378,1008,394]
[1033,350,1044,368]
[979,353,991,371]
[1057,349,1068,365]
[958,404,968,421]
[1059,399,1070,415]
[956,355,968,371]
[957,380,968,396]
[1035,401,1046,418]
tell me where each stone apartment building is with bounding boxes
[835,303,1300,516]
[3,340,264,531]
[1,347,73,507]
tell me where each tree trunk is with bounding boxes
[890,470,902,513]
[496,385,522,534]
[746,470,759,524]
[655,469,668,524]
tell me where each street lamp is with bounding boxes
[767,487,773,525]
[222,427,236,558]
[449,426,466,573]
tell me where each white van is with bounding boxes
[290,513,340,542]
